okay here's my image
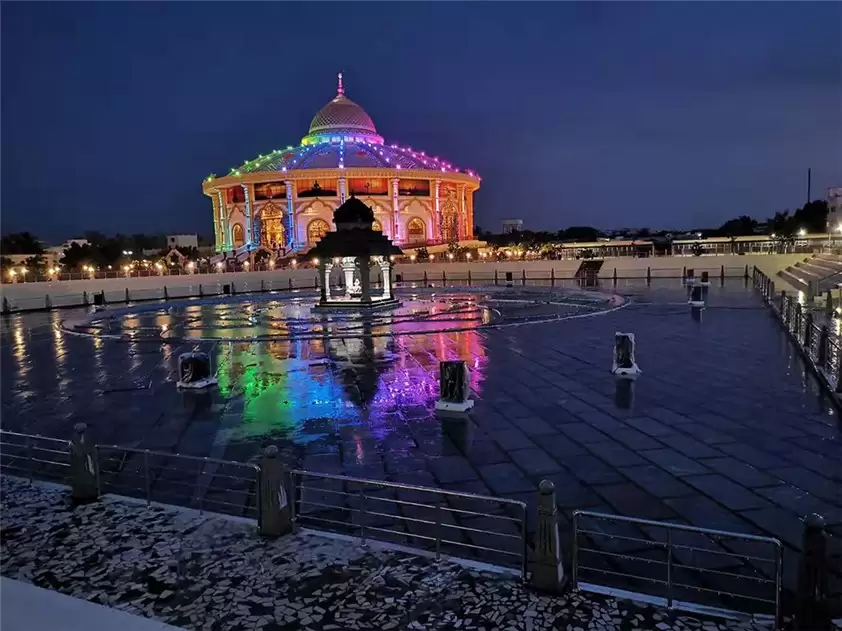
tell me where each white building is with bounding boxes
[502,219,523,234]
[827,187,842,233]
[166,234,199,249]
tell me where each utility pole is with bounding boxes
[807,168,812,206]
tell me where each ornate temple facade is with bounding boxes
[202,74,480,258]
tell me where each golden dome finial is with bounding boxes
[337,71,344,96]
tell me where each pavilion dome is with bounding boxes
[301,73,384,145]
[333,196,374,227]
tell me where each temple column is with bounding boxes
[323,263,332,300]
[217,190,231,250]
[341,257,356,297]
[359,256,372,303]
[458,184,466,241]
[285,180,295,250]
[211,192,222,252]
[434,179,442,242]
[318,261,328,304]
[467,188,474,239]
[241,183,253,247]
[339,177,347,203]
[391,178,400,244]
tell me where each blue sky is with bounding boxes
[2,2,840,240]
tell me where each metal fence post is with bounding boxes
[125,288,130,304]
[744,264,749,280]
[613,267,618,284]
[494,269,498,285]
[423,270,429,284]
[163,286,169,300]
[70,423,98,503]
[359,490,368,547]
[530,479,566,593]
[199,283,203,298]
[2,296,10,314]
[818,325,829,369]
[143,449,151,504]
[826,291,834,319]
[45,295,51,310]
[435,499,442,560]
[835,356,842,394]
[82,291,89,307]
[258,445,291,536]
[795,513,829,631]
[666,527,674,608]
[646,266,651,284]
[780,291,787,319]
[467,269,472,285]
[260,279,265,292]
[804,312,814,351]
[522,269,527,286]
[550,268,555,286]
[720,264,725,284]
[288,277,293,290]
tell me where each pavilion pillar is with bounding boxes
[341,257,356,297]
[285,180,295,250]
[339,177,347,203]
[379,259,391,300]
[434,179,442,242]
[391,178,400,244]
[318,261,328,303]
[359,256,372,303]
[466,187,475,240]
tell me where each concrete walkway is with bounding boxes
[0,577,183,631]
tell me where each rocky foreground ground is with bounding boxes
[0,476,778,631]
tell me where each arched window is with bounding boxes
[307,219,330,245]
[407,217,425,244]
[232,223,245,248]
[372,219,382,232]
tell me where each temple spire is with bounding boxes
[337,72,344,96]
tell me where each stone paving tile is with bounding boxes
[639,448,712,477]
[586,440,648,468]
[699,457,782,488]
[618,465,696,499]
[507,448,563,476]
[0,477,774,631]
[681,475,771,511]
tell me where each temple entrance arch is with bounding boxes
[258,203,286,248]
[232,223,245,248]
[307,219,330,246]
[407,217,426,245]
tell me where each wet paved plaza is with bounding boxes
[2,280,841,591]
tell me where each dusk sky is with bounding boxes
[2,2,840,242]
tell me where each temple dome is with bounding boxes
[301,73,384,145]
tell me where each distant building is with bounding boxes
[166,234,199,249]
[828,187,842,233]
[502,219,523,234]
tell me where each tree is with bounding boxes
[0,232,43,255]
[717,215,758,237]
[792,200,829,234]
[560,226,601,242]
[415,246,429,261]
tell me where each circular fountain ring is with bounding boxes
[61,285,629,343]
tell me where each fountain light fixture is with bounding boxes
[269,259,275,269]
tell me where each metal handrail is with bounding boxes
[94,444,261,520]
[572,510,782,626]
[289,468,529,580]
[0,431,72,483]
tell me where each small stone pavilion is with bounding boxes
[306,196,403,310]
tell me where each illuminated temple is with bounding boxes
[203,73,480,259]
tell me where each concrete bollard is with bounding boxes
[258,446,292,537]
[163,286,169,300]
[70,423,98,503]
[423,270,429,284]
[231,282,236,295]
[744,264,749,280]
[45,295,52,310]
[550,268,555,286]
[82,291,89,306]
[125,288,130,304]
[522,269,527,285]
[2,296,10,315]
[780,291,787,320]
[442,270,447,283]
[288,277,293,290]
[794,513,829,630]
[494,269,498,285]
[826,291,834,319]
[260,279,265,292]
[199,284,204,298]
[646,266,651,284]
[467,269,472,285]
[530,480,566,593]
[720,265,725,284]
[613,267,618,283]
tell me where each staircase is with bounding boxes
[778,253,842,297]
